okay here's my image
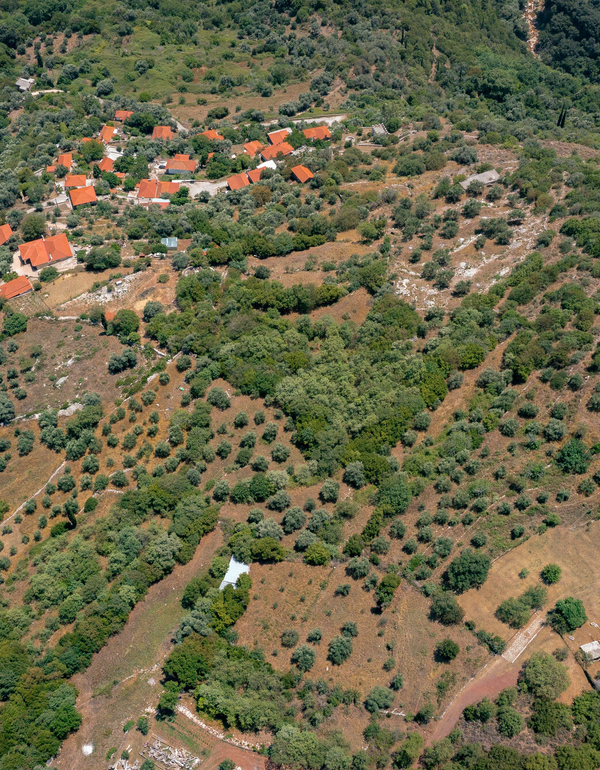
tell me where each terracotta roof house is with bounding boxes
[302,126,331,141]
[81,137,93,143]
[57,153,73,170]
[244,141,264,157]
[227,173,250,191]
[65,174,87,188]
[201,129,224,141]
[115,110,133,122]
[261,142,293,161]
[152,125,174,141]
[247,168,264,183]
[97,157,115,173]
[165,154,197,174]
[136,179,180,199]
[69,186,97,207]
[99,125,116,144]
[267,128,292,145]
[19,233,73,269]
[291,164,314,183]
[46,165,56,173]
[0,276,33,300]
[0,223,13,246]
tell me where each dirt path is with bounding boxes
[524,0,544,56]
[55,527,226,769]
[427,656,519,744]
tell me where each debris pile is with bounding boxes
[141,739,201,768]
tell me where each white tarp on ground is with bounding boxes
[219,555,250,590]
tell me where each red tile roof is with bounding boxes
[46,165,56,173]
[0,276,33,300]
[115,110,133,122]
[104,309,116,322]
[165,155,197,173]
[70,186,97,207]
[0,223,13,246]
[291,164,314,183]
[261,142,293,160]
[227,173,250,191]
[97,157,114,173]
[201,129,224,141]
[247,168,264,183]
[159,181,179,196]
[267,128,291,145]
[81,137,93,143]
[65,174,87,188]
[303,125,331,141]
[244,141,264,157]
[57,153,73,169]
[100,125,116,143]
[136,179,180,199]
[152,125,174,141]
[19,234,73,269]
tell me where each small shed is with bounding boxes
[581,641,600,661]
[16,77,34,92]
[460,170,500,190]
[219,556,250,590]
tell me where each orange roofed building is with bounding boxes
[57,153,73,170]
[0,276,33,300]
[99,125,116,144]
[165,154,197,174]
[291,164,314,183]
[19,234,73,270]
[261,142,293,161]
[152,125,174,141]
[115,110,133,122]
[97,157,114,173]
[302,125,331,141]
[65,174,87,188]
[201,129,224,141]
[247,168,264,184]
[69,186,97,207]
[244,141,263,157]
[0,223,13,246]
[267,128,291,145]
[136,179,180,199]
[227,173,250,191]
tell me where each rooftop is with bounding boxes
[227,173,250,191]
[219,556,250,590]
[460,170,501,190]
[244,141,264,157]
[201,129,225,141]
[97,157,114,173]
[99,125,116,143]
[152,125,175,141]
[302,126,331,140]
[69,186,97,207]
[19,233,73,268]
[0,223,13,246]
[267,128,292,145]
[261,142,293,160]
[114,110,133,121]
[65,174,87,188]
[291,164,314,183]
[0,276,33,300]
